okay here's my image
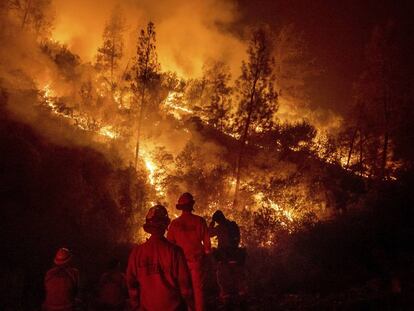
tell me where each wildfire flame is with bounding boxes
[142,152,164,196]
[41,84,119,140]
[162,91,193,119]
[38,80,327,245]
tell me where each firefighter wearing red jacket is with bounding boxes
[167,193,211,311]
[127,205,195,311]
[42,248,80,311]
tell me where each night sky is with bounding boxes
[238,0,414,115]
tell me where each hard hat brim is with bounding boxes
[54,254,72,265]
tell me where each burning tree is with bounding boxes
[96,4,126,94]
[346,22,405,179]
[273,24,317,114]
[129,21,161,168]
[233,27,278,207]
[6,0,54,38]
[198,60,232,132]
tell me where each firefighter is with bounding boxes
[42,247,80,311]
[209,210,247,310]
[167,193,211,311]
[126,205,195,311]
[95,259,127,310]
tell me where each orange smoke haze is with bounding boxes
[52,0,246,77]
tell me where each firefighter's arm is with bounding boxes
[166,224,175,244]
[176,248,195,311]
[201,219,212,254]
[126,249,140,309]
[208,220,218,237]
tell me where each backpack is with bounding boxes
[214,221,246,264]
[227,220,240,248]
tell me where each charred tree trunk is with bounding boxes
[134,37,151,169]
[233,73,259,208]
[233,111,251,208]
[110,37,115,91]
[380,87,390,180]
[21,0,32,29]
[134,85,145,169]
[346,128,358,169]
[381,128,389,179]
[359,129,364,176]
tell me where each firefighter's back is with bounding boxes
[43,266,78,310]
[128,236,191,311]
[168,213,207,260]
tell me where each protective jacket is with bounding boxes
[42,266,79,311]
[126,235,194,311]
[209,219,240,250]
[167,212,210,311]
[167,213,211,261]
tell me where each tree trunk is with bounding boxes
[110,38,115,90]
[233,76,259,208]
[134,86,145,169]
[359,129,364,176]
[346,128,358,169]
[233,144,244,208]
[133,32,151,169]
[381,129,389,179]
[21,0,32,29]
[380,87,390,180]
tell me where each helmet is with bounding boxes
[176,192,195,210]
[212,210,225,223]
[54,248,72,265]
[143,205,170,234]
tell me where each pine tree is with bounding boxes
[96,5,126,93]
[200,60,232,132]
[7,0,54,38]
[352,21,402,179]
[130,21,160,168]
[233,28,278,207]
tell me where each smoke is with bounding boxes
[277,97,343,133]
[0,0,344,163]
[52,0,246,77]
